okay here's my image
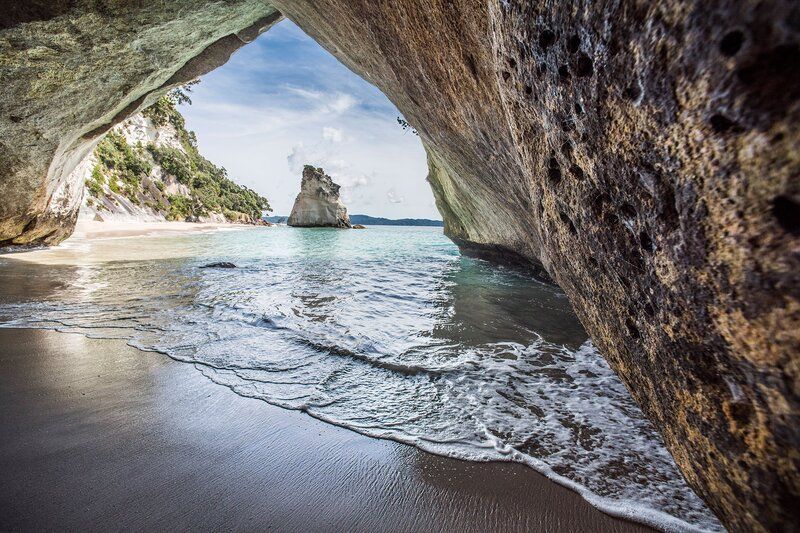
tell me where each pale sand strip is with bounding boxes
[72,219,258,240]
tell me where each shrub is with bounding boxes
[91,164,105,185]
[86,178,103,197]
[166,195,191,221]
[149,145,192,184]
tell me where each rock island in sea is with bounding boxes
[287,165,352,228]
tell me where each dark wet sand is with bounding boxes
[0,328,651,532]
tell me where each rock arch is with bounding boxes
[1,2,798,530]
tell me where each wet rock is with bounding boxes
[352,224,366,229]
[200,262,236,269]
[287,165,351,228]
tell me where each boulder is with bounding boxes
[199,262,237,269]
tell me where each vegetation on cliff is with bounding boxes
[85,87,270,222]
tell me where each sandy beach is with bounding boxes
[0,328,651,532]
[72,219,261,240]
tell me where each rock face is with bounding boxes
[1,2,798,530]
[287,166,351,228]
[78,103,269,224]
[0,1,280,245]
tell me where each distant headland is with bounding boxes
[265,214,443,227]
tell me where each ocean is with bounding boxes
[0,225,722,532]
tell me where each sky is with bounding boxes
[178,19,437,219]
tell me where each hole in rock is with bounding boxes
[658,187,680,229]
[558,64,571,82]
[620,203,637,220]
[626,317,641,339]
[559,211,577,234]
[575,53,594,77]
[736,43,800,114]
[539,29,557,49]
[726,400,754,427]
[567,34,581,54]
[623,83,642,101]
[639,231,654,252]
[1,13,758,533]
[772,195,800,236]
[720,30,745,57]
[590,191,611,216]
[709,113,742,134]
[465,53,479,80]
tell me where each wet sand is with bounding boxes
[0,328,651,532]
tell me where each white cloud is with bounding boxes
[285,86,324,100]
[386,188,405,204]
[327,93,356,114]
[178,19,437,219]
[322,127,343,142]
[286,141,371,204]
[287,142,308,174]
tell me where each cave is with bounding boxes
[1,2,798,531]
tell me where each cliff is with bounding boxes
[287,166,351,228]
[0,2,798,530]
[76,94,270,224]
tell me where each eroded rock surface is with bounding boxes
[0,0,279,245]
[287,165,351,228]
[1,2,798,530]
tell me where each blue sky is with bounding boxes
[178,19,436,218]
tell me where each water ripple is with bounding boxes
[0,226,723,532]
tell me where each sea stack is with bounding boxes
[287,165,351,228]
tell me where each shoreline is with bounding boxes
[0,328,652,532]
[0,219,269,265]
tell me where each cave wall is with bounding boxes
[271,2,799,530]
[1,1,798,531]
[0,0,280,245]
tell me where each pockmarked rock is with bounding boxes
[1,2,798,530]
[287,165,351,228]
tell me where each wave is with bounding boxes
[0,227,724,532]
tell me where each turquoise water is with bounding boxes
[0,226,721,532]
